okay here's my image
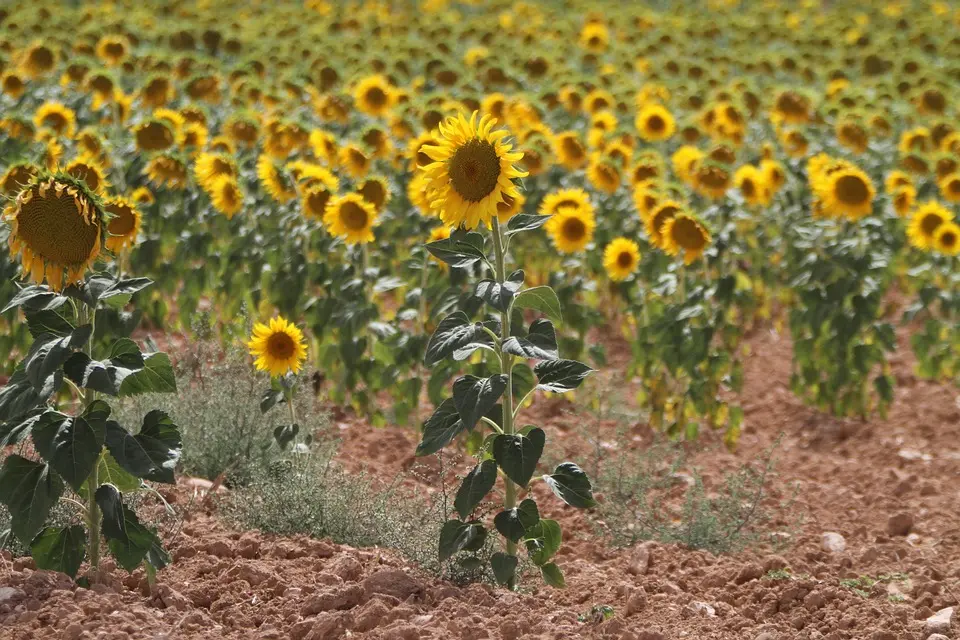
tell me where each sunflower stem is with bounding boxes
[77,300,103,581]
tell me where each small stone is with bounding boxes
[687,601,716,617]
[755,634,777,640]
[0,587,25,605]
[887,512,914,537]
[362,569,423,602]
[925,607,954,637]
[821,532,846,554]
[62,623,84,640]
[628,543,653,576]
[301,585,363,615]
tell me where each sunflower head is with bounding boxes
[636,103,676,142]
[247,316,308,377]
[5,174,106,291]
[938,172,960,204]
[545,205,596,254]
[209,175,244,219]
[132,186,155,206]
[420,111,527,230]
[256,155,296,204]
[33,102,77,138]
[1,162,39,197]
[339,144,371,179]
[496,192,526,225]
[354,74,396,117]
[358,177,390,213]
[933,221,960,256]
[891,185,917,217]
[645,200,683,248]
[95,35,131,66]
[661,212,712,265]
[65,157,109,195]
[103,197,142,253]
[908,201,953,250]
[134,119,177,152]
[194,152,238,190]
[552,131,587,170]
[323,193,378,245]
[603,237,641,282]
[817,164,876,220]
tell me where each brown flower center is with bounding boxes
[449,139,501,202]
[17,184,100,266]
[340,201,369,230]
[267,332,296,359]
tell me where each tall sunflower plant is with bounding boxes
[415,112,596,590]
[0,173,180,583]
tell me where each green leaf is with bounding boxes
[0,411,44,448]
[511,363,535,401]
[474,270,524,312]
[540,562,566,588]
[454,460,497,520]
[118,352,177,396]
[95,484,165,571]
[100,278,153,302]
[425,233,486,268]
[524,518,561,565]
[260,388,286,414]
[78,451,141,499]
[25,308,74,339]
[24,325,93,389]
[517,498,540,529]
[32,402,109,491]
[491,552,518,586]
[63,339,145,396]
[493,428,544,487]
[506,213,551,237]
[31,525,86,578]
[0,366,61,423]
[502,319,559,361]
[104,410,182,484]
[0,455,64,544]
[424,312,494,367]
[534,359,593,393]
[452,374,508,431]
[273,424,299,449]
[494,509,526,543]
[2,286,67,314]
[514,286,562,324]
[543,462,596,508]
[415,399,467,456]
[438,519,483,562]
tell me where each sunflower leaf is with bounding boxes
[425,233,487,269]
[506,214,551,237]
[513,286,563,324]
[502,319,558,361]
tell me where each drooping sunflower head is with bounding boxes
[420,111,527,230]
[247,316,308,378]
[907,201,953,250]
[65,157,109,195]
[323,193,378,245]
[693,161,732,200]
[1,162,39,197]
[603,237,641,282]
[587,152,622,194]
[357,177,390,213]
[140,74,175,108]
[645,200,683,248]
[933,221,960,256]
[103,197,142,253]
[256,155,297,204]
[891,184,917,217]
[545,205,596,254]
[661,212,712,265]
[194,152,238,191]
[134,119,177,152]
[635,103,676,142]
[354,74,396,117]
[4,174,106,290]
[144,154,188,190]
[771,90,812,125]
[33,102,76,139]
[209,175,244,219]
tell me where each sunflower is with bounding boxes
[323,193,378,244]
[408,131,438,170]
[194,152,238,191]
[938,172,960,204]
[208,176,243,219]
[257,155,296,204]
[353,75,396,117]
[579,23,610,53]
[633,181,664,220]
[357,177,390,213]
[552,131,588,170]
[933,221,960,256]
[301,183,336,221]
[135,120,177,152]
[603,237,641,281]
[65,157,109,194]
[95,35,130,66]
[635,103,676,142]
[661,212,712,265]
[481,93,508,120]
[103,197,142,253]
[407,171,436,216]
[182,122,209,150]
[817,165,875,220]
[338,144,371,179]
[539,188,593,217]
[1,163,38,196]
[140,75,175,108]
[693,163,732,200]
[891,185,916,217]
[587,153,621,194]
[1,72,27,99]
[4,175,104,291]
[420,111,527,230]
[145,154,188,190]
[21,42,57,79]
[429,225,452,243]
[496,192,525,225]
[734,165,771,206]
[42,137,63,171]
[33,102,76,138]
[760,159,786,192]
[671,146,703,185]
[310,129,339,165]
[545,206,596,254]
[907,201,953,250]
[247,316,308,377]
[132,186,155,206]
[772,90,811,125]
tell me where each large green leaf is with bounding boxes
[31,525,86,577]
[424,312,494,366]
[506,214,551,237]
[0,455,64,544]
[452,374,507,431]
[425,233,486,269]
[95,484,166,571]
[0,366,61,423]
[542,462,596,508]
[438,519,484,562]
[540,562,566,588]
[63,339,144,396]
[415,399,467,456]
[474,270,524,312]
[491,552,518,586]
[31,401,109,491]
[534,359,593,393]
[24,308,75,339]
[513,286,562,324]
[502,319,559,361]
[493,428,544,487]
[104,410,182,484]
[454,460,497,520]
[119,352,177,396]
[1,286,68,314]
[524,518,561,565]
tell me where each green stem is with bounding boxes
[78,302,102,580]
[285,384,299,450]
[491,219,518,569]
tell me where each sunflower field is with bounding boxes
[0,0,958,599]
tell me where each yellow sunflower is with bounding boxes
[539,188,593,217]
[357,177,390,213]
[134,120,177,152]
[552,131,588,170]
[693,163,732,200]
[95,35,130,66]
[310,130,339,165]
[907,201,953,250]
[933,221,960,256]
[496,192,525,225]
[579,23,610,53]
[33,102,76,138]
[209,176,244,219]
[817,165,875,220]
[734,165,771,206]
[891,185,916,217]
[938,172,960,204]
[635,104,676,142]
[140,75,175,108]
[145,154,188,190]
[407,171,436,216]
[353,75,396,117]
[633,181,663,220]
[760,159,786,192]
[645,200,684,248]
[603,237,641,281]
[545,206,596,254]
[1,72,27,99]
[661,213,712,265]
[4,175,105,291]
[1,163,38,197]
[257,155,297,204]
[587,153,621,194]
[247,316,308,377]
[132,186,155,206]
[194,152,238,191]
[408,131,438,170]
[420,111,527,230]
[20,42,57,79]
[301,183,336,221]
[323,193,378,244]
[671,146,703,185]
[103,197,142,253]
[338,144,371,179]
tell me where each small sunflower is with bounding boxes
[353,75,396,117]
[247,316,308,377]
[545,206,596,254]
[603,237,641,281]
[734,165,771,206]
[64,157,109,195]
[552,131,588,170]
[907,201,953,250]
[1,72,27,99]
[635,103,676,142]
[933,221,960,256]
[4,175,105,291]
[817,165,875,220]
[579,23,610,53]
[301,183,336,221]
[671,146,703,185]
[103,197,142,253]
[693,163,732,200]
[1,163,38,197]
[408,131,438,170]
[760,159,786,192]
[194,152,238,191]
[256,155,296,204]
[539,188,593,217]
[633,181,663,220]
[145,154,188,190]
[420,111,527,230]
[182,122,209,150]
[134,120,177,152]
[21,42,57,79]
[661,212,712,265]
[33,102,77,138]
[209,176,244,219]
[357,177,390,213]
[95,35,130,66]
[338,143,371,179]
[645,200,683,248]
[937,172,960,204]
[323,193,378,244]
[891,185,917,217]
[132,186,155,206]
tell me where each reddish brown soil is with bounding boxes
[1,327,958,640]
